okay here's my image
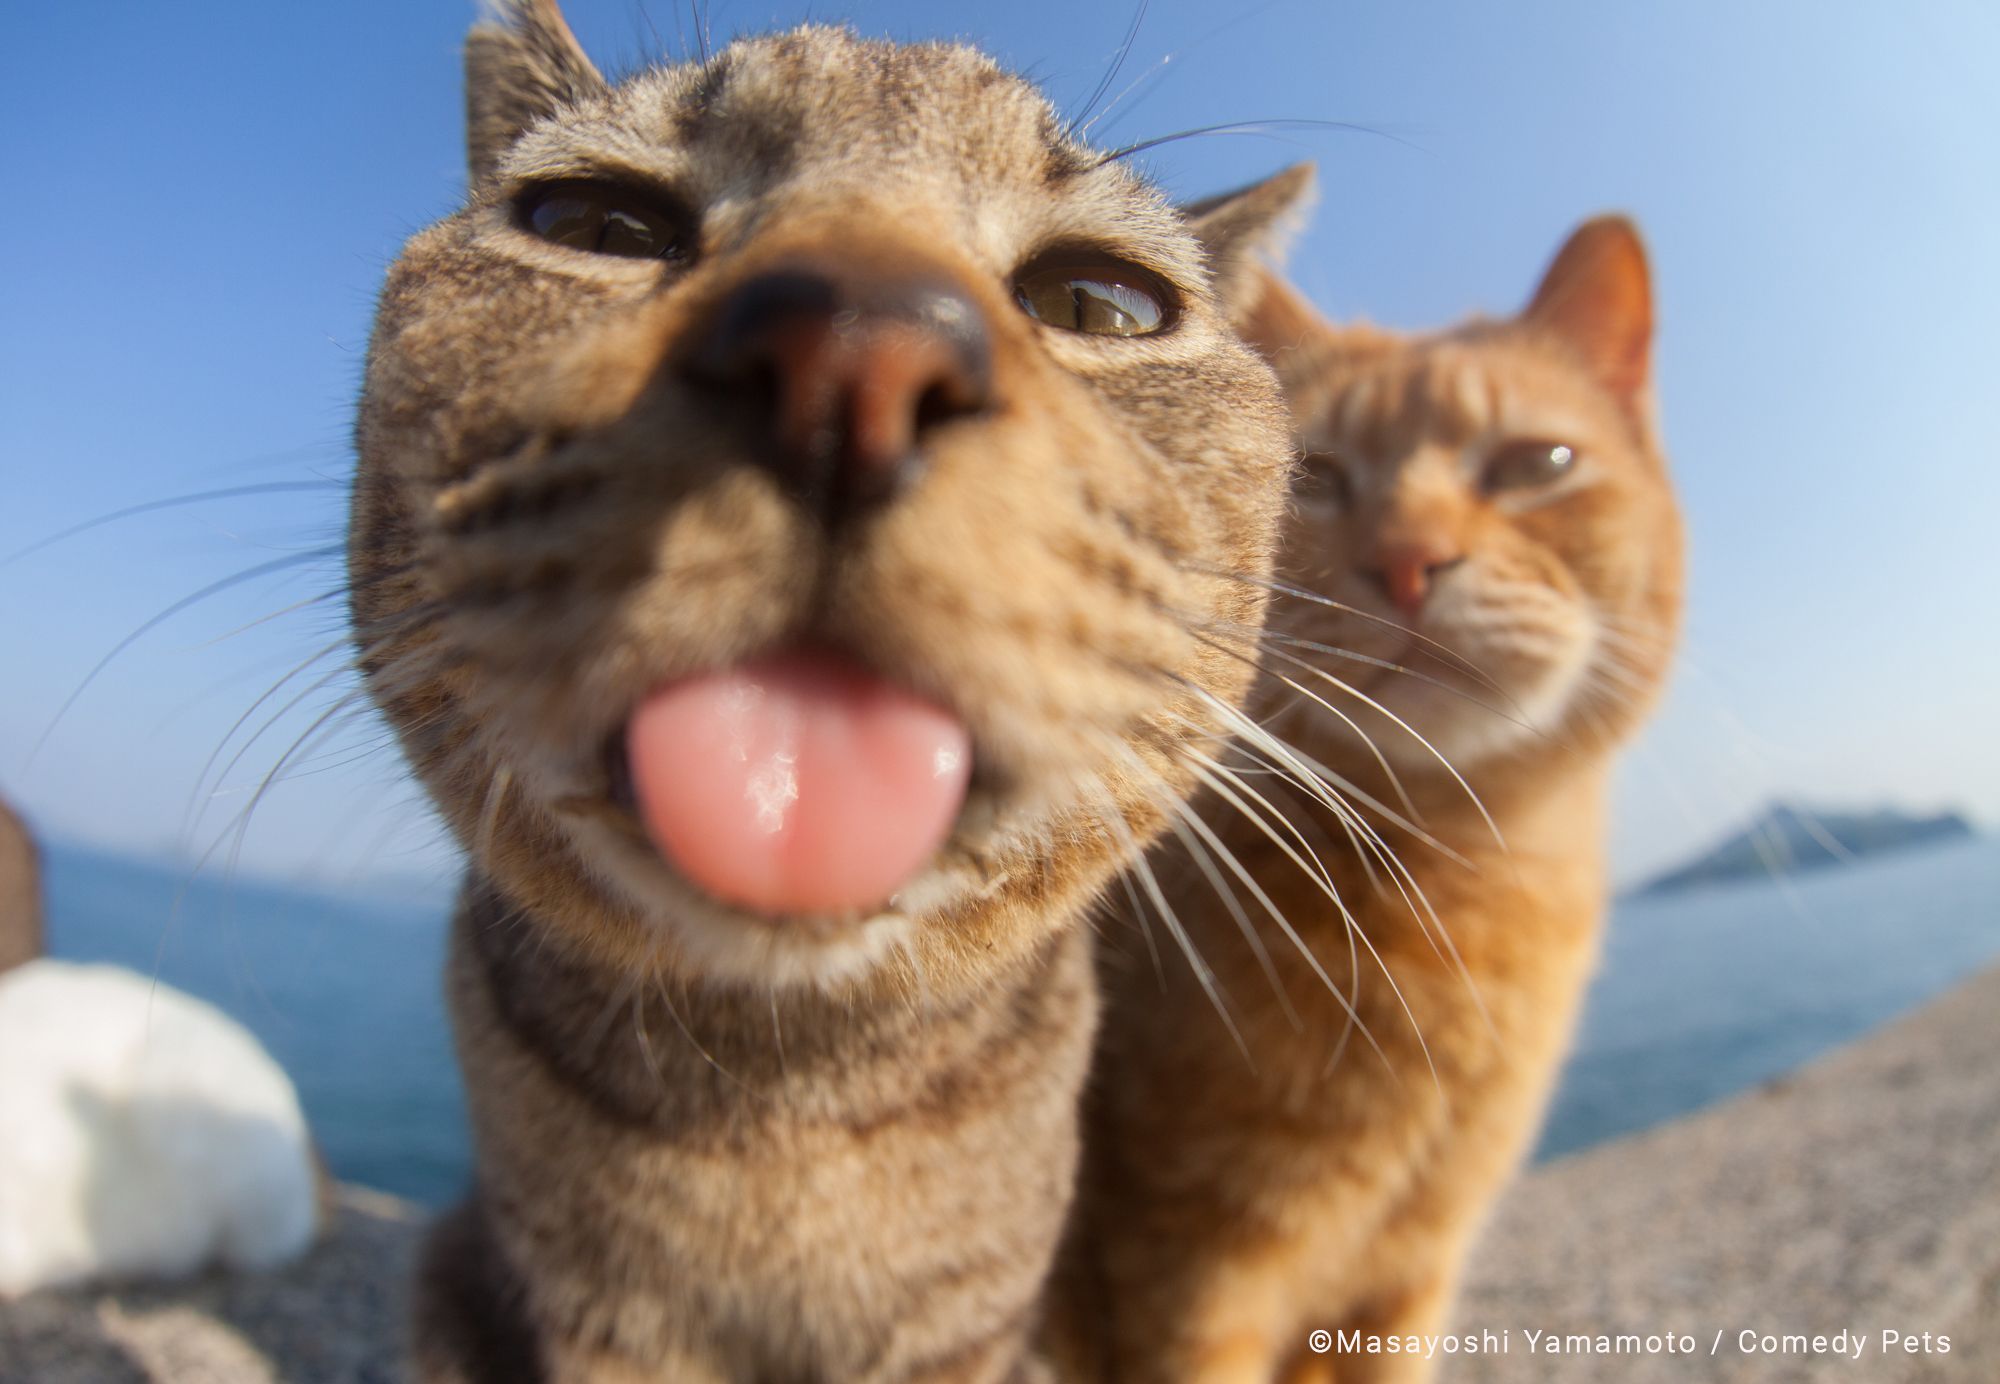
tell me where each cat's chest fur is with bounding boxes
[437,888,1094,1381]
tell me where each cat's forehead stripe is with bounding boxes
[1437,359,1493,436]
[626,29,1102,192]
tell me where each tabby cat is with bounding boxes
[349,2,1309,1379]
[1060,217,1683,1382]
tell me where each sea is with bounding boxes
[36,832,2000,1206]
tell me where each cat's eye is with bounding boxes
[518,182,690,262]
[1295,451,1354,511]
[1013,256,1175,337]
[1482,439,1577,494]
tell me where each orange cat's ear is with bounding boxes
[466,0,607,187]
[1184,164,1318,323]
[1522,216,1653,408]
[1237,268,1329,363]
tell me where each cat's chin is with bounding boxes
[557,795,1008,992]
[1355,651,1592,775]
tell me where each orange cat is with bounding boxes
[1057,218,1684,1382]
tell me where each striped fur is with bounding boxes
[351,5,1308,1378]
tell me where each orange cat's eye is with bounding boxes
[1483,439,1577,494]
[1013,256,1176,337]
[1295,451,1353,510]
[518,182,690,262]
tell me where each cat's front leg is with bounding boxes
[1100,1249,1304,1384]
[1300,1271,1459,1384]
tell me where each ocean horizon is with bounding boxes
[34,831,2000,1206]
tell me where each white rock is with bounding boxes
[0,960,319,1297]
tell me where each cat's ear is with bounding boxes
[1184,164,1318,322]
[1235,268,1328,372]
[466,0,607,186]
[1523,216,1653,408]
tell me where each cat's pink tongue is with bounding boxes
[626,652,971,916]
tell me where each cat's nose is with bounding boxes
[1362,542,1466,618]
[685,263,994,522]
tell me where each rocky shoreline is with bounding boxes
[3,964,1995,1382]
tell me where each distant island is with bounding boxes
[1634,802,1977,897]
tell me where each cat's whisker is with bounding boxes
[888,924,938,1029]
[188,637,356,813]
[32,545,347,762]
[1172,683,1495,1046]
[1111,744,1301,1033]
[192,596,439,803]
[1228,620,1533,732]
[1108,849,1169,992]
[475,765,515,866]
[1590,623,1673,659]
[1173,689,1432,936]
[1176,644,1471,867]
[1088,0,1304,142]
[197,685,380,883]
[690,0,710,65]
[1173,750,1403,1082]
[631,984,672,1094]
[1097,776,1251,1065]
[1077,51,1172,141]
[655,975,763,1100]
[580,950,654,1061]
[1187,562,1517,705]
[1238,637,1508,857]
[198,588,348,649]
[766,992,788,1082]
[0,475,345,569]
[1167,684,1426,886]
[190,660,361,841]
[1227,771,1372,1015]
[1066,0,1150,139]
[1096,117,1415,167]
[1188,626,1430,833]
[1267,671,1423,823]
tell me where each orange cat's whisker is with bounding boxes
[1185,563,1515,704]
[1251,624,1533,729]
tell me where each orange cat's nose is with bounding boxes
[686,262,994,524]
[1363,542,1466,619]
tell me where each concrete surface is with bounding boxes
[3,965,1995,1382]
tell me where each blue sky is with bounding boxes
[3,2,1996,889]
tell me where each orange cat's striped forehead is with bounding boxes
[1291,330,1645,477]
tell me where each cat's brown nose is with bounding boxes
[686,263,994,521]
[1364,542,1466,618]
